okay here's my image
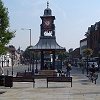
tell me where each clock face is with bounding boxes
[44,20,51,26]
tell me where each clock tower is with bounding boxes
[40,2,55,37]
[30,2,66,70]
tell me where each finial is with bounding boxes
[47,1,49,8]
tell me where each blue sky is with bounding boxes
[3,0,100,51]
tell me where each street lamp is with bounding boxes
[11,54,14,76]
[21,28,32,71]
[21,28,32,46]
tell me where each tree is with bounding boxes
[68,48,73,53]
[22,46,35,64]
[83,48,93,74]
[0,0,15,55]
[23,46,31,61]
[83,48,93,57]
[58,51,68,61]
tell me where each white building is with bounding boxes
[80,38,87,56]
[0,45,21,67]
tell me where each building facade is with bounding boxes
[0,45,21,67]
[80,38,87,56]
[85,21,100,57]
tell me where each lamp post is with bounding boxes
[21,28,32,71]
[11,54,14,76]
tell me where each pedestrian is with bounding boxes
[81,61,84,74]
[58,69,62,76]
[0,66,4,75]
[91,63,95,73]
[35,67,38,74]
[66,63,72,77]
[44,63,48,70]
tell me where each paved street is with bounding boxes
[0,65,100,100]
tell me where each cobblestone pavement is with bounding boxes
[0,67,100,100]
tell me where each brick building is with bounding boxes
[85,21,100,57]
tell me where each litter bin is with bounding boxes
[0,75,4,86]
[4,76,13,87]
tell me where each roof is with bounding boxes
[29,36,65,51]
[80,38,87,43]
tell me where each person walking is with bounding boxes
[65,62,72,77]
[44,63,48,70]
[0,66,4,75]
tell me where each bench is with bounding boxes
[47,76,72,88]
[39,70,57,76]
[13,76,35,88]
[16,72,33,77]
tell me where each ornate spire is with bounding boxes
[44,1,52,16]
[47,1,49,8]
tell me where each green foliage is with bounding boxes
[23,46,41,61]
[68,48,73,53]
[83,48,93,57]
[0,0,15,55]
[23,46,34,60]
[58,51,68,60]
